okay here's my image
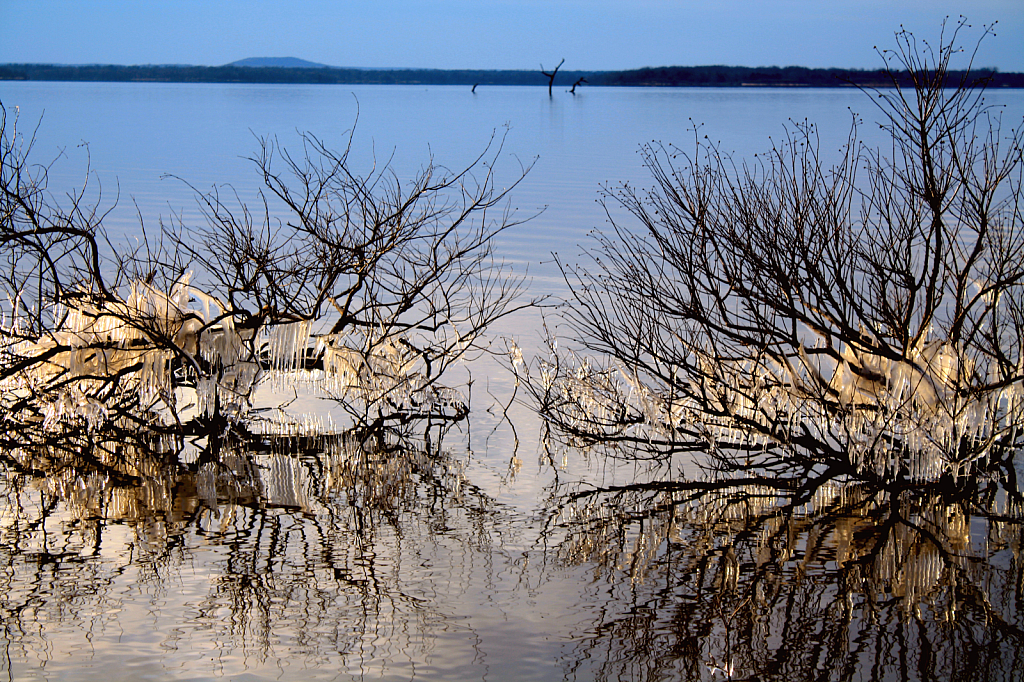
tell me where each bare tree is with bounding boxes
[515,21,1024,490]
[541,58,565,96]
[0,103,155,438]
[163,128,537,431]
[1,108,537,443]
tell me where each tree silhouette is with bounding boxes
[515,20,1024,491]
[541,58,564,96]
[1,109,537,443]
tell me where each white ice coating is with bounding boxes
[266,319,312,373]
[5,274,254,428]
[4,275,467,431]
[260,323,467,419]
[531,332,1023,483]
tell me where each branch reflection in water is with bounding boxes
[1,391,1022,680]
[0,423,515,678]
[534,444,1024,681]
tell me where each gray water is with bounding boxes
[2,81,1023,681]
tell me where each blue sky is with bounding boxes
[1,1,1022,71]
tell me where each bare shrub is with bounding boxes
[1,107,534,443]
[517,21,1024,489]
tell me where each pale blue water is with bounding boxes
[1,82,1022,682]
[1,82,923,289]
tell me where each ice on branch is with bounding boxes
[2,274,258,429]
[3,272,472,433]
[265,327,469,421]
[527,329,1023,483]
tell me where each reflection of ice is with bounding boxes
[0,425,508,681]
[542,475,1024,682]
[553,478,1021,615]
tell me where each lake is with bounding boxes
[1,81,1023,681]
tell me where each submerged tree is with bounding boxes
[541,58,565,97]
[1,103,534,445]
[517,21,1024,489]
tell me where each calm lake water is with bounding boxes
[1,81,1023,681]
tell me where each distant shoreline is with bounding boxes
[2,63,1023,88]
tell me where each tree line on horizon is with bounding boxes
[2,62,1023,88]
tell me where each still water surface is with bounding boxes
[1,82,1023,681]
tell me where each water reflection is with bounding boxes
[537,467,1024,681]
[0,426,514,680]
[3,422,1023,680]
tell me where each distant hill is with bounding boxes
[227,57,329,69]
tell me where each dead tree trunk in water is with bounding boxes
[541,59,564,96]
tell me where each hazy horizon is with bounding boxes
[9,54,1024,73]
[2,1,1022,73]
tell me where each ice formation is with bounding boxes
[4,275,252,429]
[528,332,1022,483]
[4,275,467,432]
